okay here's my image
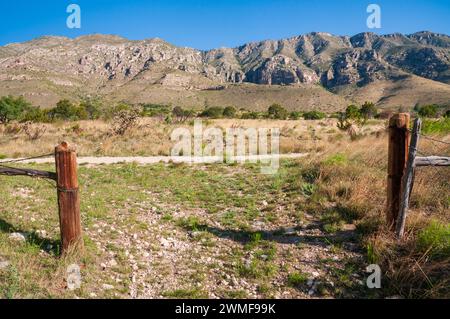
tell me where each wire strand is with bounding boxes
[0,153,54,164]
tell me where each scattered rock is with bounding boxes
[9,232,27,242]
[0,260,10,270]
[102,284,114,290]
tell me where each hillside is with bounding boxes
[0,31,449,110]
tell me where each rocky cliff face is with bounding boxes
[0,31,449,108]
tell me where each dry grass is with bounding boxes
[0,118,385,158]
[0,117,448,298]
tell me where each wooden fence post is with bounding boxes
[55,142,82,254]
[387,113,410,230]
[396,118,421,238]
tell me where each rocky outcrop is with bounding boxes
[0,31,449,98]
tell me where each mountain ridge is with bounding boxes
[1,31,449,111]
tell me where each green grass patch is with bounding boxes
[417,220,450,259]
[287,272,308,288]
[421,118,450,135]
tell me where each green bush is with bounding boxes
[417,104,439,118]
[49,99,86,121]
[445,109,450,118]
[360,101,378,119]
[345,104,361,120]
[241,111,260,119]
[303,110,326,120]
[79,98,102,120]
[223,106,237,118]
[200,106,224,118]
[267,104,288,120]
[289,111,302,120]
[141,103,171,117]
[0,96,32,124]
[20,107,48,123]
[421,118,450,135]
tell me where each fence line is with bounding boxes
[387,114,450,238]
[0,142,82,254]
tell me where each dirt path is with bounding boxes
[0,153,308,165]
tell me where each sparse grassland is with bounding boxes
[0,118,448,299]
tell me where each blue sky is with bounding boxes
[1,0,449,50]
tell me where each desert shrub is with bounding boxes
[289,111,302,120]
[110,109,140,136]
[303,110,326,120]
[172,106,194,122]
[79,98,102,120]
[360,102,378,119]
[21,121,47,140]
[200,106,224,118]
[20,107,48,122]
[345,104,361,120]
[417,104,439,118]
[223,106,237,118]
[0,95,32,124]
[142,103,171,118]
[267,104,288,120]
[241,111,260,119]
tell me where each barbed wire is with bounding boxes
[0,159,57,189]
[0,153,54,164]
[418,133,450,146]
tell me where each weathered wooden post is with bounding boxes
[55,142,82,254]
[396,118,421,238]
[386,113,410,230]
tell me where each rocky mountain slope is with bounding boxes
[0,31,449,110]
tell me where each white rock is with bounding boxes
[109,259,118,267]
[102,284,114,290]
[0,260,10,270]
[312,271,320,278]
[160,238,170,247]
[9,232,27,242]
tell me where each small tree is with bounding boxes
[360,102,377,120]
[0,96,31,124]
[223,106,237,118]
[303,110,326,120]
[200,107,224,119]
[268,104,288,120]
[79,98,102,120]
[49,100,79,120]
[345,104,361,120]
[289,111,302,120]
